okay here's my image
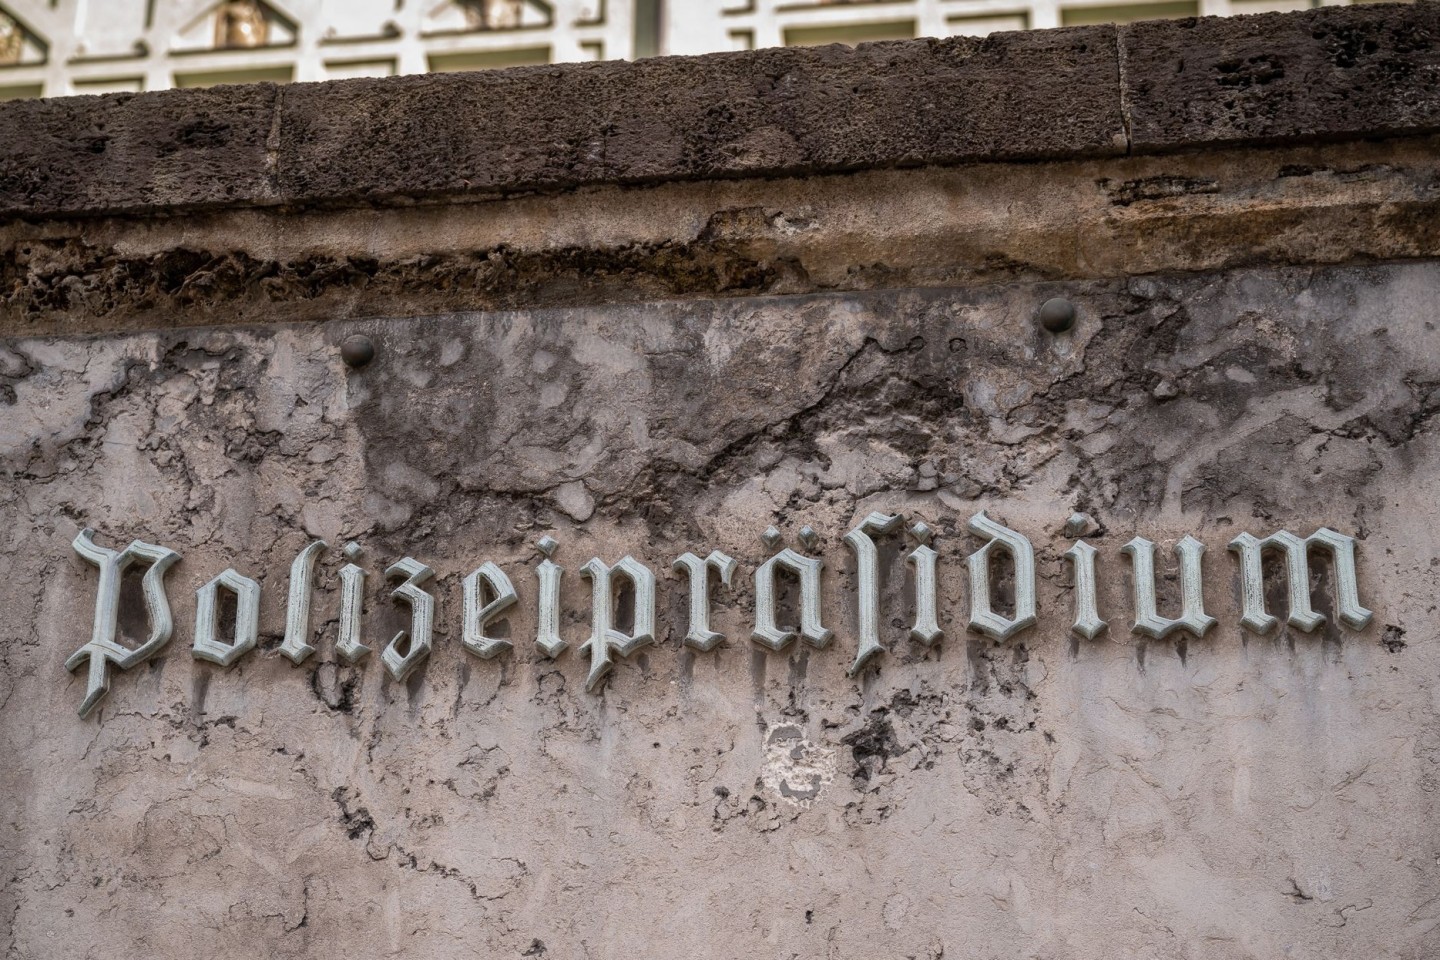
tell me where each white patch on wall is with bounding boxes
[760,723,835,808]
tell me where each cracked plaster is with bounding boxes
[1,261,1438,957]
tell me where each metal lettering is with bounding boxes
[1121,535,1217,640]
[279,539,327,664]
[1228,528,1373,633]
[906,521,943,646]
[1064,540,1107,640]
[672,550,737,651]
[578,556,656,691]
[535,535,566,657]
[752,527,832,651]
[843,511,902,674]
[57,512,1379,716]
[65,528,182,718]
[336,542,369,663]
[965,511,1037,641]
[382,557,437,682]
[462,561,518,659]
[192,568,262,667]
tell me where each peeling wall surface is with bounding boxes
[3,265,1439,959]
[3,5,1440,960]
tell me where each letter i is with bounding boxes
[336,541,370,663]
[1064,540,1107,640]
[535,535,566,657]
[906,521,943,646]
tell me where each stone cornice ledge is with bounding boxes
[0,3,1435,220]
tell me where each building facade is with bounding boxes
[0,0,1391,99]
[1,5,1439,958]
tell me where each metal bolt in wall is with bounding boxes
[1038,298,1076,333]
[340,335,375,368]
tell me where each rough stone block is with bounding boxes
[275,27,1126,204]
[0,83,279,218]
[2,4,1440,220]
[1123,4,1440,151]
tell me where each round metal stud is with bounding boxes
[1038,298,1076,334]
[340,335,375,368]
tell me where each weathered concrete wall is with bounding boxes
[5,131,1440,338]
[3,5,1440,959]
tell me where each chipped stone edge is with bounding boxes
[0,5,1436,223]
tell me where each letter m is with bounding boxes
[1228,528,1374,634]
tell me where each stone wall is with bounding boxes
[2,5,1439,959]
